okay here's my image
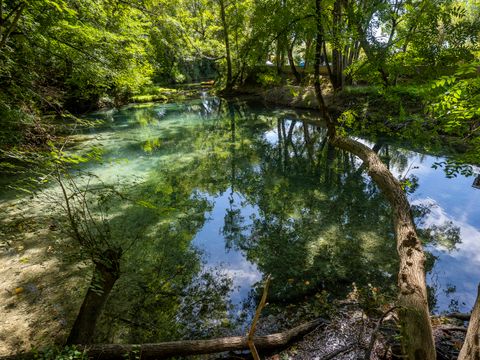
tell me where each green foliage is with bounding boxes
[399,175,419,194]
[428,62,480,137]
[33,346,87,360]
[0,0,155,150]
[337,109,357,134]
[131,94,169,103]
[346,60,384,85]
[431,160,475,178]
[1,0,478,154]
[257,69,282,87]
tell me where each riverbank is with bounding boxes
[0,194,89,356]
[224,82,476,163]
[129,82,215,104]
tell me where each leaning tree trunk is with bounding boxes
[328,137,436,360]
[458,284,480,360]
[66,248,121,344]
[313,1,435,358]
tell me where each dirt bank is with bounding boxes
[0,194,89,356]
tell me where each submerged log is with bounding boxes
[78,318,325,359]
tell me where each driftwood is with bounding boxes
[247,275,271,360]
[365,306,398,359]
[0,318,325,360]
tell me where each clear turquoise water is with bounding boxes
[70,96,479,341]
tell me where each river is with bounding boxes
[1,95,479,346]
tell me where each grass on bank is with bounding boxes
[130,82,215,103]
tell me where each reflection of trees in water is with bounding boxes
[86,99,462,342]
[228,118,400,302]
[212,107,462,308]
[91,169,234,343]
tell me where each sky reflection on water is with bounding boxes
[81,98,480,315]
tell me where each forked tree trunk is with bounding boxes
[66,249,121,344]
[459,284,480,360]
[313,1,435,358]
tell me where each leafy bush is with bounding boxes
[257,67,282,87]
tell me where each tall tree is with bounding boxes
[218,0,233,90]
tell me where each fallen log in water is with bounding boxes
[82,318,325,359]
[1,318,326,360]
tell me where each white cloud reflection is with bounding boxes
[413,197,480,312]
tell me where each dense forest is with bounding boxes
[1,0,480,359]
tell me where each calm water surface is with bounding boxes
[70,96,479,341]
